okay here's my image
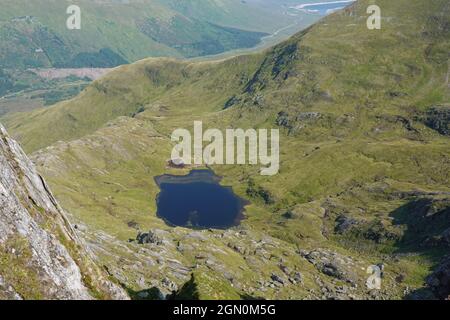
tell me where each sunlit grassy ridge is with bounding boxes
[3,0,449,299]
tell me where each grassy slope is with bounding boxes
[4,0,450,299]
[0,0,177,67]
[0,0,315,68]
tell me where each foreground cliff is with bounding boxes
[0,123,128,300]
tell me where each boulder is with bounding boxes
[137,230,163,245]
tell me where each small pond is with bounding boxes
[154,169,247,229]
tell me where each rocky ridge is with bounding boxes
[0,123,128,299]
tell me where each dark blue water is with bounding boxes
[155,170,247,229]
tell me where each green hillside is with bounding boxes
[0,0,319,69]
[3,0,449,299]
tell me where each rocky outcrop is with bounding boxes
[0,123,128,300]
[136,230,164,245]
[334,215,359,234]
[275,111,325,134]
[299,249,358,284]
[426,256,450,299]
[422,106,450,135]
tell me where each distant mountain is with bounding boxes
[2,0,449,300]
[0,0,324,117]
[0,0,319,69]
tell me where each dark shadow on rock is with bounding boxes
[389,197,450,299]
[390,197,450,251]
[167,274,200,300]
[404,287,437,300]
[239,293,266,300]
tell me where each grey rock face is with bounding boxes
[0,123,127,300]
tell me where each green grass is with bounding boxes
[0,236,44,300]
[174,269,241,300]
[2,0,449,299]
[0,0,321,69]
